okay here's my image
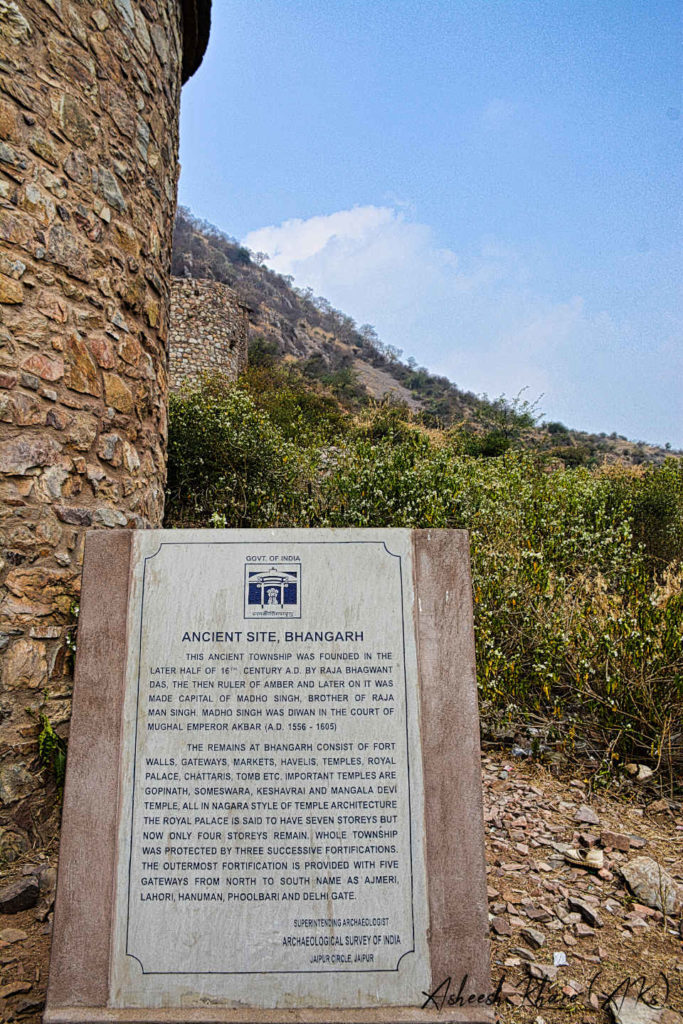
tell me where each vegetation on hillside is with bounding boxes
[172,208,676,465]
[166,369,683,786]
[172,207,483,421]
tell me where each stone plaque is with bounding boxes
[45,529,491,1024]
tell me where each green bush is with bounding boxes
[630,460,683,565]
[166,376,313,527]
[247,336,279,368]
[38,714,67,792]
[166,377,683,774]
[242,364,350,445]
[551,444,592,467]
[356,401,415,446]
[451,428,512,458]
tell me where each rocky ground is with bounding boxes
[0,752,681,1023]
[352,358,422,411]
[481,755,682,1024]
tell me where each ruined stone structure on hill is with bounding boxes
[0,0,210,840]
[168,277,248,390]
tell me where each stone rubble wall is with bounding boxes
[168,277,248,389]
[0,0,184,841]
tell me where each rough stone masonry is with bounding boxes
[168,277,248,390]
[0,0,210,842]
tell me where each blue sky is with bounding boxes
[179,0,682,446]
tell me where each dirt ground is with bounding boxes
[0,751,681,1023]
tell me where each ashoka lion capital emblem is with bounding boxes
[244,563,301,618]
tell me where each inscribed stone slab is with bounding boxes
[45,528,491,1024]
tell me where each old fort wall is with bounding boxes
[168,277,248,389]
[0,0,209,840]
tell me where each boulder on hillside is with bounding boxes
[610,996,683,1024]
[620,856,682,914]
[0,877,39,914]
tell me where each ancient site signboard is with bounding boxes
[45,529,491,1023]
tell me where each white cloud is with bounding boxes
[246,207,397,268]
[243,207,682,445]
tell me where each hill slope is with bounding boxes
[172,209,674,466]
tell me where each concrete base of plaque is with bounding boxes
[45,529,491,1023]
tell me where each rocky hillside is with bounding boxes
[172,209,676,466]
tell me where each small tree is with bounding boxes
[477,388,543,443]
